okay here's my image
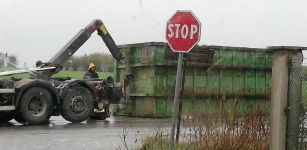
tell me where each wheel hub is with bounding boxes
[28,96,47,116]
[69,95,86,113]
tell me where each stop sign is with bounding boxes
[166,10,201,53]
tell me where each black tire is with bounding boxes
[20,87,53,125]
[13,111,26,124]
[0,112,13,123]
[61,85,94,123]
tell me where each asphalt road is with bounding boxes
[0,116,171,150]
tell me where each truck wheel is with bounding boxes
[0,112,13,123]
[20,87,53,125]
[13,112,26,124]
[61,85,94,123]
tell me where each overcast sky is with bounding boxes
[1,0,307,68]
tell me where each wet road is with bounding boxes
[0,116,171,150]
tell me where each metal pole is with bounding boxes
[169,52,184,150]
[176,58,187,143]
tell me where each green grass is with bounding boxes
[1,73,29,79]
[53,71,114,79]
[0,70,113,80]
[139,137,192,150]
[0,67,19,71]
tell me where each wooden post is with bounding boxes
[270,49,288,150]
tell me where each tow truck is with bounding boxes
[0,19,124,125]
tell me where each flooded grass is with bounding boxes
[139,98,270,150]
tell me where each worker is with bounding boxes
[84,63,110,118]
[29,60,45,79]
[36,60,44,68]
[83,63,99,79]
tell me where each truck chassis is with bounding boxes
[0,19,123,125]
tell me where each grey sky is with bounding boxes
[0,0,307,68]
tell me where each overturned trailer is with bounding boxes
[115,42,274,117]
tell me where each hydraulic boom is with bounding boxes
[43,19,124,78]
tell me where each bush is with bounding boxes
[139,98,269,150]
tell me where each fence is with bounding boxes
[299,67,307,150]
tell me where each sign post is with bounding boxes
[166,10,201,150]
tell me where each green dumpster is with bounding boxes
[115,42,272,117]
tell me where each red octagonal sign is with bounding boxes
[166,10,201,53]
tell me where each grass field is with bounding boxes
[0,70,114,80]
[53,71,114,79]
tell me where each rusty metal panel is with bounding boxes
[207,69,220,95]
[245,70,256,96]
[220,70,233,95]
[194,69,207,95]
[256,71,266,95]
[233,70,245,96]
[183,68,194,94]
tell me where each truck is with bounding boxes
[0,19,124,125]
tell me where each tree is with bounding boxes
[63,52,114,72]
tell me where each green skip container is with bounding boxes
[115,42,272,117]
